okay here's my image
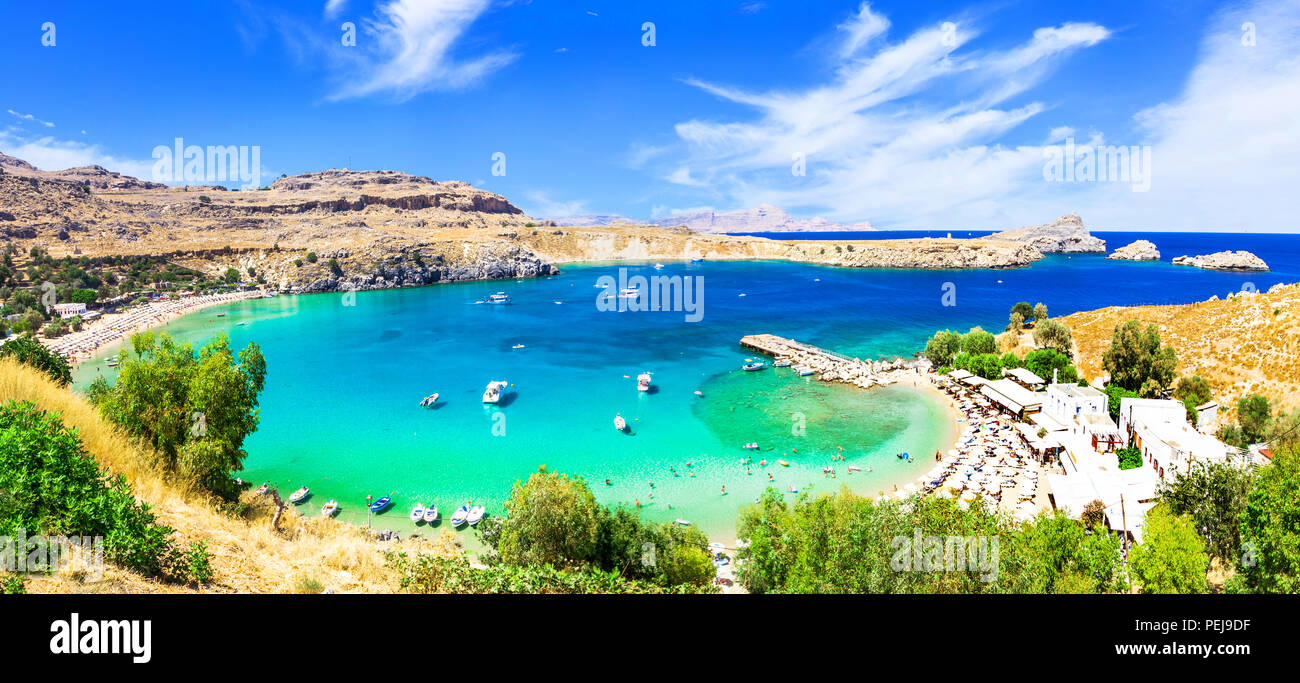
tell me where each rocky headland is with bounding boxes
[1107,239,1161,261]
[982,213,1106,253]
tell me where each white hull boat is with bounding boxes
[467,505,486,526]
[410,503,425,523]
[450,505,470,528]
[483,380,508,403]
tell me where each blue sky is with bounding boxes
[2,0,1298,231]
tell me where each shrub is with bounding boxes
[0,337,72,385]
[1116,446,1142,470]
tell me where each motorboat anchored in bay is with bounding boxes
[483,380,509,403]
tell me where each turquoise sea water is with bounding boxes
[72,234,1300,540]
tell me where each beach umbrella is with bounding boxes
[903,483,919,494]
[961,490,978,502]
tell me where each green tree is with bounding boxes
[1157,461,1253,565]
[1233,448,1300,593]
[1115,446,1142,470]
[1129,506,1209,594]
[1032,302,1048,322]
[498,466,603,569]
[1008,311,1025,330]
[89,332,266,499]
[999,352,1021,370]
[1031,318,1074,357]
[961,327,997,356]
[1173,375,1213,424]
[1103,384,1139,420]
[1024,348,1077,384]
[1236,394,1272,444]
[1102,320,1178,396]
[0,336,72,385]
[223,268,240,284]
[923,330,963,367]
[1010,301,1034,324]
[967,353,1002,380]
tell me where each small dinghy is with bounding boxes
[450,505,470,528]
[742,361,766,371]
[777,459,790,467]
[410,503,426,523]
[369,495,392,513]
[288,486,311,504]
[253,482,269,496]
[693,390,703,397]
[321,500,339,517]
[848,465,862,472]
[418,393,439,407]
[674,519,692,527]
[773,358,792,368]
[423,506,439,524]
[614,413,628,432]
[467,505,486,526]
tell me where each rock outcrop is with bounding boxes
[982,213,1106,253]
[1107,239,1160,261]
[1171,251,1269,271]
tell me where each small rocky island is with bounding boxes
[1171,250,1269,271]
[1107,239,1160,261]
[982,213,1106,253]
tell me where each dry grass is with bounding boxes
[1052,283,1300,414]
[0,358,459,593]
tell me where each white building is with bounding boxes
[1119,397,1233,480]
[1195,401,1221,433]
[1044,383,1121,451]
[980,378,1043,418]
[1003,367,1045,391]
[52,303,87,319]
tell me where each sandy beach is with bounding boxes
[36,290,269,365]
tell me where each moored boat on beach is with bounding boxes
[410,503,425,523]
[467,505,486,526]
[321,500,339,517]
[477,292,511,305]
[288,486,310,504]
[743,361,766,371]
[423,506,439,524]
[450,505,470,528]
[369,495,392,513]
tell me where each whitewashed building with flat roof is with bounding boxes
[1044,383,1121,451]
[52,303,86,319]
[1120,397,1233,480]
[980,378,1042,418]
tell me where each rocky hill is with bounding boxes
[983,213,1106,253]
[1058,283,1300,414]
[0,153,1047,293]
[1172,250,1270,271]
[1107,239,1160,261]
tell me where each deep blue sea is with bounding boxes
[72,231,1300,539]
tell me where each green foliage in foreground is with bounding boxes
[487,467,715,589]
[1157,460,1254,565]
[387,552,714,594]
[1128,506,1209,594]
[1231,448,1300,593]
[735,487,1128,594]
[88,332,266,500]
[0,337,72,386]
[0,401,176,577]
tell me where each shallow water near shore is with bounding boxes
[72,235,1300,541]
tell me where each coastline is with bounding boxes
[38,289,268,366]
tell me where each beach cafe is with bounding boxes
[980,378,1043,420]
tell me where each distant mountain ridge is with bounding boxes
[550,203,874,234]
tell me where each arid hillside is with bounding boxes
[1058,284,1300,413]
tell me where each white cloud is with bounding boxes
[0,130,154,179]
[1071,0,1300,231]
[325,0,518,101]
[654,3,1112,227]
[524,190,588,218]
[7,109,55,128]
[324,0,349,18]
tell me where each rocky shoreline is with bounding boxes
[1107,239,1161,261]
[1171,250,1270,271]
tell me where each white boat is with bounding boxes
[410,503,425,523]
[653,263,665,269]
[321,500,339,517]
[637,373,652,392]
[478,292,511,305]
[418,392,439,407]
[614,413,627,431]
[674,518,692,527]
[794,365,814,376]
[467,505,486,526]
[482,380,508,403]
[773,358,792,368]
[288,486,310,504]
[617,287,640,299]
[450,505,470,528]
[423,506,439,524]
